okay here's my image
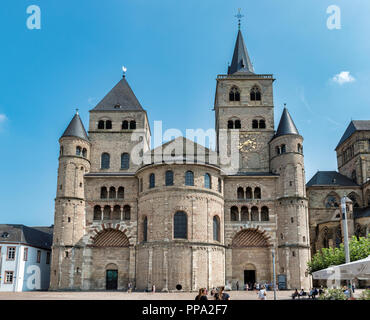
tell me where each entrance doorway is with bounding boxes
[244,270,256,288]
[106,270,118,290]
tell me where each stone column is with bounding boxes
[128,246,136,285]
[162,248,169,292]
[81,247,92,290]
[225,248,233,288]
[147,247,153,291]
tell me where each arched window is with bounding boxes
[98,120,105,129]
[113,205,120,220]
[204,173,211,189]
[93,205,101,220]
[122,120,129,130]
[76,146,81,156]
[82,148,87,158]
[121,153,130,169]
[230,206,238,221]
[252,120,259,129]
[237,187,244,199]
[241,206,249,221]
[251,206,259,221]
[261,206,269,221]
[149,173,155,188]
[117,187,124,199]
[297,144,303,153]
[254,187,261,199]
[185,171,194,186]
[60,146,64,156]
[105,120,112,129]
[250,86,261,101]
[213,216,220,241]
[143,217,148,242]
[228,120,234,129]
[259,120,266,129]
[218,178,222,193]
[229,86,240,101]
[109,187,116,199]
[245,187,252,199]
[101,153,110,169]
[103,205,111,220]
[123,205,130,220]
[129,120,136,130]
[281,144,286,153]
[165,170,174,186]
[234,120,241,129]
[100,186,108,199]
[325,194,339,208]
[276,146,281,155]
[174,211,187,239]
[348,192,360,208]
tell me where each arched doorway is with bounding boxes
[243,263,256,289]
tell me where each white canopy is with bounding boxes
[312,256,370,280]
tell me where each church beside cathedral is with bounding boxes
[49,25,369,292]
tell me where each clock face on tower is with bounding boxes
[238,134,259,153]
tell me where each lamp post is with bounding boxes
[272,248,277,300]
[341,196,352,297]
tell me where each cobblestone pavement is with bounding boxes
[0,289,365,300]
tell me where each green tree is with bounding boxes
[307,236,370,274]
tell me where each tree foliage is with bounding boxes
[307,236,370,274]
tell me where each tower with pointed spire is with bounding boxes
[50,111,91,289]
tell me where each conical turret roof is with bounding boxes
[61,112,89,141]
[228,30,254,75]
[274,108,299,139]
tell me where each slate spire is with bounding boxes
[61,110,89,141]
[274,108,299,138]
[228,29,254,75]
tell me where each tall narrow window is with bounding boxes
[113,205,121,220]
[245,187,252,199]
[259,120,266,129]
[227,120,234,129]
[82,148,87,158]
[281,145,286,154]
[261,206,269,221]
[234,120,241,129]
[122,120,129,130]
[46,252,50,264]
[218,178,222,193]
[76,146,81,156]
[121,153,130,169]
[229,86,240,101]
[241,206,249,221]
[185,171,194,186]
[174,211,187,239]
[230,206,238,221]
[213,216,220,241]
[117,187,124,199]
[254,187,261,199]
[149,173,155,188]
[100,187,108,199]
[237,187,244,199]
[98,120,105,129]
[165,170,174,186]
[37,250,41,263]
[143,217,148,242]
[93,205,101,220]
[252,120,259,129]
[250,86,261,101]
[101,153,110,169]
[129,120,136,130]
[109,187,116,199]
[23,248,28,261]
[7,247,16,260]
[103,205,111,220]
[123,205,131,220]
[251,206,259,221]
[105,120,112,129]
[204,173,211,189]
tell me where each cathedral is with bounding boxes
[50,26,314,291]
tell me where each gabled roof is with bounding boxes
[273,108,299,139]
[228,30,254,75]
[61,112,89,141]
[306,171,359,187]
[0,224,53,250]
[91,77,143,112]
[336,120,370,150]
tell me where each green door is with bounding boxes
[106,270,118,290]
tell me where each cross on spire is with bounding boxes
[235,8,244,30]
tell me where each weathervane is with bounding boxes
[122,65,127,77]
[76,108,79,115]
[235,8,244,30]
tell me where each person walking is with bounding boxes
[257,285,267,300]
[195,288,208,301]
[236,281,239,291]
[152,284,156,293]
[214,287,230,300]
[127,282,132,293]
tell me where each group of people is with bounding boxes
[236,281,272,292]
[195,287,231,300]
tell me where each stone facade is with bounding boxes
[50,28,314,292]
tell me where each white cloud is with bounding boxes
[0,114,7,122]
[332,71,356,85]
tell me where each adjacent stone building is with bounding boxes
[50,27,312,291]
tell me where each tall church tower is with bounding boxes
[50,111,90,289]
[214,28,275,172]
[270,109,311,289]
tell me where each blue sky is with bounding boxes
[0,0,369,226]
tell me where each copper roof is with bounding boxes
[92,229,129,247]
[232,228,271,248]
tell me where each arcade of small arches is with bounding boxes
[93,204,131,221]
[228,85,262,102]
[237,186,262,200]
[276,143,303,155]
[59,145,88,158]
[227,118,266,130]
[97,119,136,130]
[100,186,125,199]
[230,205,270,222]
